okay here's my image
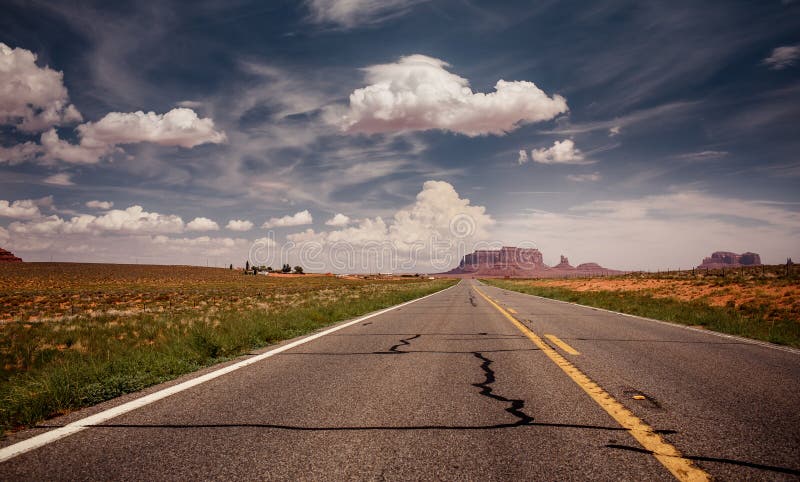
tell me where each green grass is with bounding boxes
[481,279,800,348]
[0,269,455,435]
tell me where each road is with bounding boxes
[2,279,799,480]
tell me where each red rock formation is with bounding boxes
[554,255,575,270]
[442,247,618,277]
[0,248,22,263]
[698,251,761,269]
[451,246,546,276]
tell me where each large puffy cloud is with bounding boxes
[281,181,494,272]
[186,217,220,231]
[262,210,313,228]
[296,181,493,246]
[496,190,800,269]
[0,196,54,220]
[338,55,568,136]
[306,0,422,28]
[77,108,227,149]
[0,41,224,165]
[527,139,591,165]
[0,199,43,219]
[0,43,82,132]
[36,108,228,164]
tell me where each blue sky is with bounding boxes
[1,0,798,271]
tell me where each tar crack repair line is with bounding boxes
[375,334,421,354]
[472,352,534,425]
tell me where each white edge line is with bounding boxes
[476,280,800,355]
[0,281,460,463]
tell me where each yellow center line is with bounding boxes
[473,287,709,482]
[507,307,517,314]
[544,334,580,355]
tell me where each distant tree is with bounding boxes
[293,266,304,274]
[245,260,250,272]
[229,264,233,270]
[266,266,273,272]
[282,263,291,273]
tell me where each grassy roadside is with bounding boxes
[481,278,800,348]
[0,264,456,435]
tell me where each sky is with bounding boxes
[1,0,799,272]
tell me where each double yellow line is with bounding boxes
[473,287,709,482]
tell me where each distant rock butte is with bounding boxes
[697,251,761,269]
[554,255,574,270]
[442,246,618,277]
[0,248,22,263]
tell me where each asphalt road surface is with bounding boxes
[2,279,799,480]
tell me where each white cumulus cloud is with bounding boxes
[78,108,227,149]
[39,128,113,164]
[284,181,494,272]
[0,43,82,132]
[517,150,530,165]
[763,45,800,70]
[36,107,226,164]
[325,213,352,226]
[10,205,185,235]
[530,139,591,165]
[186,217,220,232]
[338,54,568,136]
[43,173,74,186]
[86,200,114,210]
[262,210,313,228]
[0,142,42,165]
[0,199,43,219]
[226,219,254,231]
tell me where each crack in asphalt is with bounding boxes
[373,334,421,354]
[471,352,534,426]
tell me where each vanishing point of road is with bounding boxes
[2,279,799,480]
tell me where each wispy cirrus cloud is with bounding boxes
[305,0,426,28]
[763,45,800,70]
[498,189,800,269]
